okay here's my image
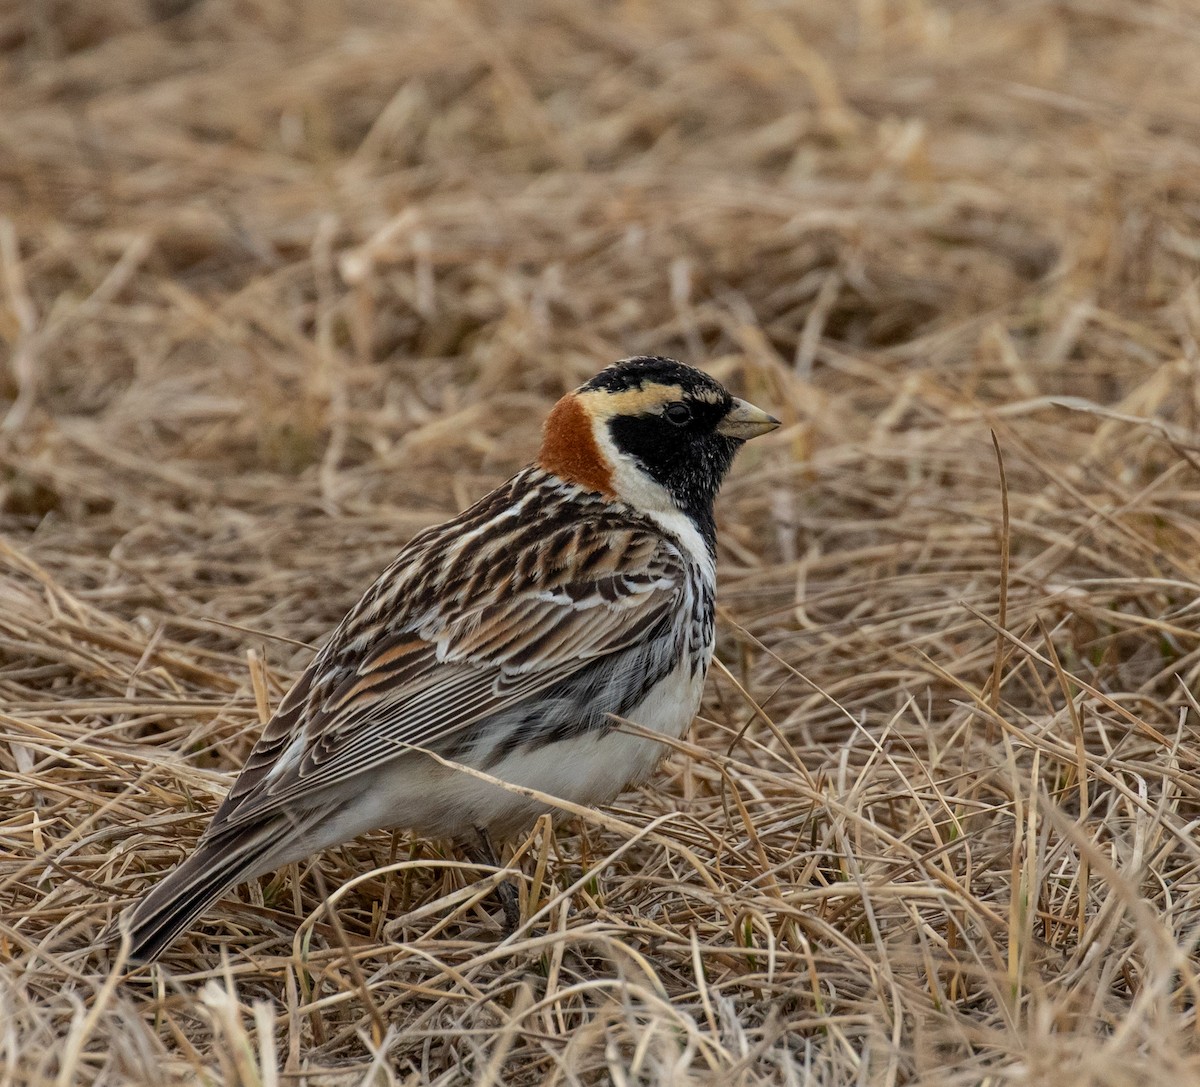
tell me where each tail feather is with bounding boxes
[113,819,292,964]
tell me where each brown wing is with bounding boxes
[203,471,687,834]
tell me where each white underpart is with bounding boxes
[448,652,704,837]
[265,654,707,865]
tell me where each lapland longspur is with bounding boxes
[116,356,778,962]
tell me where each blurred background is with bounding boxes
[4,1,1200,1084]
[4,0,1196,644]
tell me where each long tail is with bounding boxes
[113,817,297,963]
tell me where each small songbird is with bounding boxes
[115,356,779,962]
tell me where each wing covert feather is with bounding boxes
[209,472,693,831]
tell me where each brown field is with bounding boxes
[3,0,1200,1083]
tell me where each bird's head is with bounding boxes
[538,356,779,530]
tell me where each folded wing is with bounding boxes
[204,505,686,836]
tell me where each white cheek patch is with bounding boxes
[588,416,715,577]
[591,417,676,514]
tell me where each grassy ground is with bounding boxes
[3,0,1200,1082]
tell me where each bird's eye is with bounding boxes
[664,402,692,426]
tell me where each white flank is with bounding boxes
[279,654,708,862]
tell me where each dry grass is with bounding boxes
[3,0,1200,1082]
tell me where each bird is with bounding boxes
[113,355,779,962]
